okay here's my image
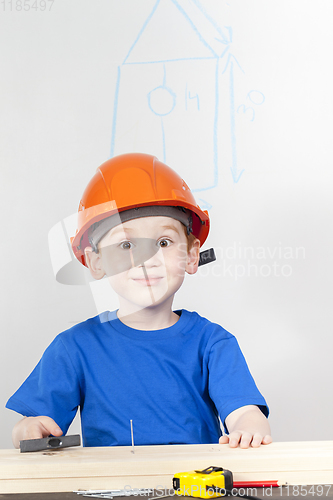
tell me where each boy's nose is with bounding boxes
[141,245,164,269]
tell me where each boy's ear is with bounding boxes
[84,247,105,280]
[185,239,201,275]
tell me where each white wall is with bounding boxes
[1,0,333,448]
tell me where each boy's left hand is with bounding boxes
[219,405,272,448]
[219,431,272,448]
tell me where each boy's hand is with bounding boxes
[219,431,272,448]
[12,416,63,449]
[219,405,272,449]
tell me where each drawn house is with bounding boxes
[110,0,233,198]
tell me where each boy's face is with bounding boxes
[85,216,200,313]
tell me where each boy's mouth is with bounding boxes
[132,276,164,286]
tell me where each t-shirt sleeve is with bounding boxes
[5,335,81,434]
[208,335,269,431]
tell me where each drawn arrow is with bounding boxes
[221,51,244,75]
[221,52,245,183]
[229,60,244,183]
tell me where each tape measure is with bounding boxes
[173,466,233,498]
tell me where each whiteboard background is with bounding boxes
[1,0,333,449]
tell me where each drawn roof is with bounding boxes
[123,0,230,65]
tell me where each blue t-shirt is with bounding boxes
[6,310,268,447]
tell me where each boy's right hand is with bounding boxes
[12,416,63,449]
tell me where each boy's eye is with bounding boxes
[119,241,134,250]
[158,238,172,248]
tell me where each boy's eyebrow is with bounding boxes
[109,223,181,237]
[109,225,131,236]
[160,224,181,234]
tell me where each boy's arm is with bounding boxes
[12,416,63,449]
[219,405,272,448]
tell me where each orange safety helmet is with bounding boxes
[71,153,210,267]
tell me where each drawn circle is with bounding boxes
[147,86,176,116]
[247,90,265,105]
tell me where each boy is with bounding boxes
[7,153,271,449]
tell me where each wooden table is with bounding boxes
[0,442,332,495]
[0,487,333,500]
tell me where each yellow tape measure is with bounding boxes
[173,466,233,498]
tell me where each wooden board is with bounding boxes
[1,441,333,494]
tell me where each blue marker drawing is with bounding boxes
[228,60,244,184]
[237,90,265,122]
[237,104,255,122]
[185,83,200,111]
[48,1,265,305]
[110,0,248,190]
[248,90,265,105]
[147,64,176,163]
